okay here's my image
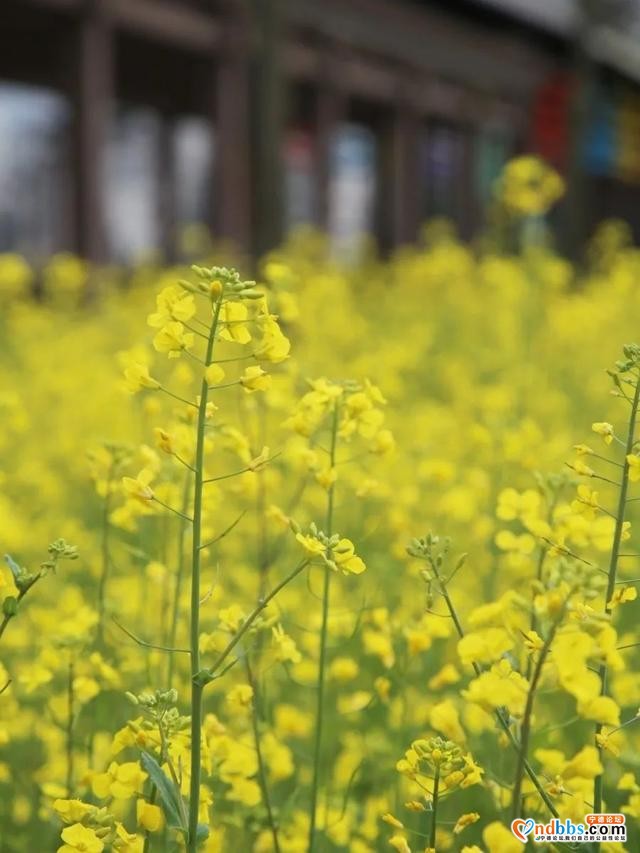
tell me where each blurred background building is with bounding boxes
[2,0,640,263]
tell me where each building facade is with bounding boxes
[1,0,637,263]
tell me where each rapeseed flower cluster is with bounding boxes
[1,162,640,850]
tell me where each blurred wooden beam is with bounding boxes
[73,6,113,262]
[215,5,252,253]
[16,0,81,9]
[387,99,421,246]
[14,0,221,51]
[106,0,221,52]
[287,0,553,100]
[250,0,286,257]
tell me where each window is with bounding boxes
[105,105,162,262]
[421,121,466,223]
[174,115,214,230]
[328,122,377,260]
[0,82,72,259]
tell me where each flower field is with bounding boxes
[1,209,640,852]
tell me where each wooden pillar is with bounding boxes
[250,0,286,258]
[74,2,113,262]
[214,3,251,254]
[387,103,420,247]
[459,123,477,241]
[315,75,347,230]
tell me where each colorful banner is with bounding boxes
[530,71,571,170]
[583,86,616,177]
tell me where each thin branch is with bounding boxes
[539,537,595,567]
[173,453,196,473]
[326,763,363,828]
[589,453,623,469]
[208,380,242,391]
[183,348,206,366]
[202,560,309,680]
[203,458,275,485]
[198,511,247,551]
[183,323,210,341]
[210,354,254,364]
[246,655,282,853]
[112,617,191,655]
[159,386,198,410]
[152,496,193,523]
[575,498,617,521]
[592,474,622,487]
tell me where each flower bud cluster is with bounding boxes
[188,265,262,302]
[126,688,190,737]
[397,736,477,792]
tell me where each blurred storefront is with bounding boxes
[2,0,640,262]
[0,82,74,259]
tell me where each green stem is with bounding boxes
[167,472,192,686]
[0,576,39,642]
[66,657,75,797]
[204,559,309,680]
[594,371,640,818]
[525,544,548,681]
[511,624,557,821]
[142,783,158,853]
[429,765,440,850]
[256,396,269,590]
[96,471,113,646]
[246,656,281,853]
[308,402,339,853]
[159,723,189,831]
[429,557,559,818]
[188,295,223,853]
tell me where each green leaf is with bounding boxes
[3,554,20,581]
[196,823,210,843]
[140,751,186,831]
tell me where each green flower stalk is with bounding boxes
[167,471,192,687]
[96,462,114,646]
[511,624,557,821]
[429,764,440,851]
[89,443,128,647]
[396,735,478,849]
[593,346,640,820]
[281,378,387,849]
[0,540,78,645]
[125,267,295,850]
[308,400,339,853]
[66,655,75,797]
[246,655,281,853]
[407,533,560,819]
[187,294,223,853]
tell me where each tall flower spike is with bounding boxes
[593,345,640,824]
